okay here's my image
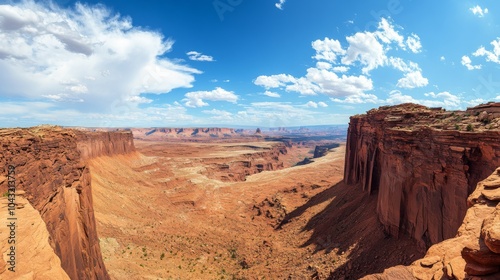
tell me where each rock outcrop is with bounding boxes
[363,167,500,279]
[345,103,500,248]
[0,126,135,279]
[203,143,288,181]
[313,143,340,158]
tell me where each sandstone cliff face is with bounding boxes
[345,103,500,248]
[363,168,500,279]
[0,126,135,280]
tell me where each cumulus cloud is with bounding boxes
[396,71,429,88]
[186,51,215,62]
[461,55,482,70]
[341,31,386,74]
[254,74,296,89]
[254,17,428,102]
[263,91,281,98]
[183,87,238,108]
[406,34,422,53]
[0,1,200,113]
[275,0,286,10]
[318,101,328,107]
[470,5,489,17]
[255,69,373,97]
[312,38,345,63]
[472,39,500,64]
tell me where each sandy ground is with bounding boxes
[90,141,423,279]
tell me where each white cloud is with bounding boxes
[255,17,428,102]
[466,98,486,106]
[316,61,332,70]
[440,56,446,61]
[318,101,328,107]
[126,96,153,104]
[0,1,200,113]
[305,67,373,96]
[341,31,386,74]
[461,55,482,70]
[0,101,195,127]
[183,87,238,108]
[255,68,372,97]
[396,71,429,88]
[423,91,461,107]
[470,5,489,17]
[275,0,287,10]
[472,39,500,64]
[312,38,345,63]
[305,101,318,108]
[263,91,281,98]
[254,74,296,89]
[406,34,422,53]
[202,109,233,121]
[375,18,405,48]
[330,92,379,104]
[386,90,462,109]
[332,66,349,73]
[187,51,215,62]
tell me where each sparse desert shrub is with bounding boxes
[454,124,460,130]
[467,124,473,131]
[160,253,165,260]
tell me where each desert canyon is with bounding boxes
[2,102,500,279]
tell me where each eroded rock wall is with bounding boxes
[363,168,500,279]
[345,103,500,248]
[0,126,135,279]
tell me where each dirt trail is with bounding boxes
[90,141,422,279]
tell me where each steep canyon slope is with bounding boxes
[364,167,500,279]
[0,126,135,280]
[345,102,500,249]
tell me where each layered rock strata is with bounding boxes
[345,103,500,248]
[363,167,500,279]
[0,126,135,279]
[204,143,288,181]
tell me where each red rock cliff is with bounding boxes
[0,126,135,279]
[344,103,500,248]
[363,168,500,279]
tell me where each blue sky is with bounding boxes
[1,0,500,127]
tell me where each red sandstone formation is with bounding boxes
[132,127,240,140]
[344,103,500,249]
[363,168,500,279]
[202,143,288,181]
[0,126,135,280]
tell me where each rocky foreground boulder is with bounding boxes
[363,167,500,279]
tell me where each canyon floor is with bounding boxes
[90,140,423,279]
